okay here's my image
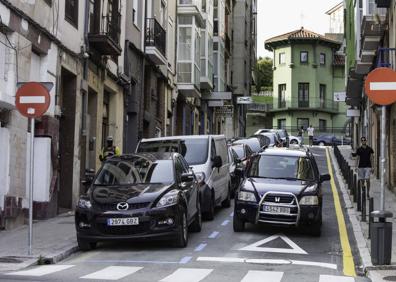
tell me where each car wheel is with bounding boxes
[203,193,215,220]
[77,237,96,251]
[189,200,202,232]
[174,210,188,248]
[318,141,325,146]
[221,185,231,208]
[233,214,245,232]
[290,139,298,145]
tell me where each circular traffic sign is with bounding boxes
[15,82,50,118]
[364,67,396,106]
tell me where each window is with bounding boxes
[278,119,286,129]
[278,84,286,108]
[132,0,138,26]
[300,51,308,63]
[279,52,285,65]
[298,83,309,107]
[319,119,327,132]
[297,118,309,131]
[319,84,326,108]
[65,0,78,27]
[320,53,326,65]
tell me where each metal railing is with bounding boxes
[274,98,338,112]
[247,103,273,112]
[145,18,166,57]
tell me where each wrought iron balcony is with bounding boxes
[145,18,166,65]
[247,103,273,112]
[88,12,122,56]
[273,98,338,113]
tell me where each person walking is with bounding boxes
[99,136,121,162]
[297,126,304,145]
[307,125,314,147]
[352,136,374,198]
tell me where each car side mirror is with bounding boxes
[235,167,244,178]
[212,155,222,168]
[320,174,331,183]
[181,172,195,183]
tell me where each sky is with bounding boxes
[257,0,342,58]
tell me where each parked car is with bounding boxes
[228,143,254,196]
[313,135,351,146]
[254,128,272,135]
[270,129,289,147]
[233,137,262,153]
[233,147,330,236]
[258,132,281,147]
[75,153,202,250]
[250,134,271,149]
[289,135,301,145]
[136,135,231,220]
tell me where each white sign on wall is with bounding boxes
[237,97,253,104]
[334,91,346,102]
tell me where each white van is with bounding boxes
[136,135,231,220]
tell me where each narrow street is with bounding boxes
[0,148,369,282]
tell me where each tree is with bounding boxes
[255,57,273,93]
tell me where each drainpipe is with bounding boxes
[83,0,90,171]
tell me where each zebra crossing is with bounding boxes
[5,264,356,281]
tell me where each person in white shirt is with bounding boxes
[307,125,314,147]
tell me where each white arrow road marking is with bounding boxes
[160,268,213,282]
[241,270,284,282]
[80,266,142,280]
[370,82,396,90]
[239,234,308,254]
[20,96,46,103]
[319,274,355,282]
[7,265,74,276]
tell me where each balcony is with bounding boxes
[145,18,167,65]
[88,13,122,56]
[247,103,273,112]
[178,0,205,28]
[271,98,338,113]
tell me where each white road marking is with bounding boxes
[194,243,207,252]
[319,274,355,282]
[7,265,74,277]
[370,82,396,91]
[208,231,220,238]
[80,266,142,280]
[160,268,213,282]
[179,256,192,264]
[241,270,284,282]
[20,96,45,104]
[230,212,234,217]
[221,220,230,226]
[196,257,338,270]
[239,234,307,254]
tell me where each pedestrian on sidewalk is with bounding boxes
[351,136,374,198]
[307,125,314,147]
[297,126,304,145]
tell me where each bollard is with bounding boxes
[369,198,374,239]
[353,177,358,203]
[362,186,366,222]
[370,210,393,265]
[357,180,362,211]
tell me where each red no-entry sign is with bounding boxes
[15,82,50,118]
[364,67,396,106]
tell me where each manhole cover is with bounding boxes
[0,257,23,263]
[384,276,396,281]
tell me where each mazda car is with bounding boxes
[75,153,202,250]
[233,147,330,236]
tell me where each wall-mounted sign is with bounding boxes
[346,109,360,117]
[237,97,253,104]
[334,91,346,102]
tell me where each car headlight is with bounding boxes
[299,196,319,205]
[304,185,317,193]
[78,198,92,209]
[195,172,206,185]
[238,191,256,202]
[156,190,179,208]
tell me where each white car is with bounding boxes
[289,135,301,145]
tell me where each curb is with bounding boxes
[42,244,79,264]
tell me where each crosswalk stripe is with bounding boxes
[241,270,284,282]
[319,274,355,282]
[160,268,213,282]
[80,266,142,280]
[7,265,74,277]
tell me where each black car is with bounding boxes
[228,143,254,195]
[313,135,351,146]
[233,147,330,236]
[75,153,202,250]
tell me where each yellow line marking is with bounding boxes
[325,148,356,277]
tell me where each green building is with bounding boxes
[264,27,348,136]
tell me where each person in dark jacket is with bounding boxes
[352,136,374,198]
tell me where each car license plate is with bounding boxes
[263,205,290,214]
[107,217,139,226]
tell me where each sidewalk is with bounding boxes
[330,146,396,282]
[0,211,78,272]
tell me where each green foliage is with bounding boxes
[252,95,273,104]
[255,57,273,93]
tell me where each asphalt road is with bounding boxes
[0,147,371,282]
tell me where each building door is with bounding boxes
[298,83,309,108]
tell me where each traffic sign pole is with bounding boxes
[28,117,34,256]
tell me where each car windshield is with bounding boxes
[231,146,245,159]
[138,138,209,165]
[248,155,314,181]
[94,158,174,185]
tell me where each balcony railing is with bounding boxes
[247,103,273,112]
[274,99,338,112]
[145,18,166,57]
